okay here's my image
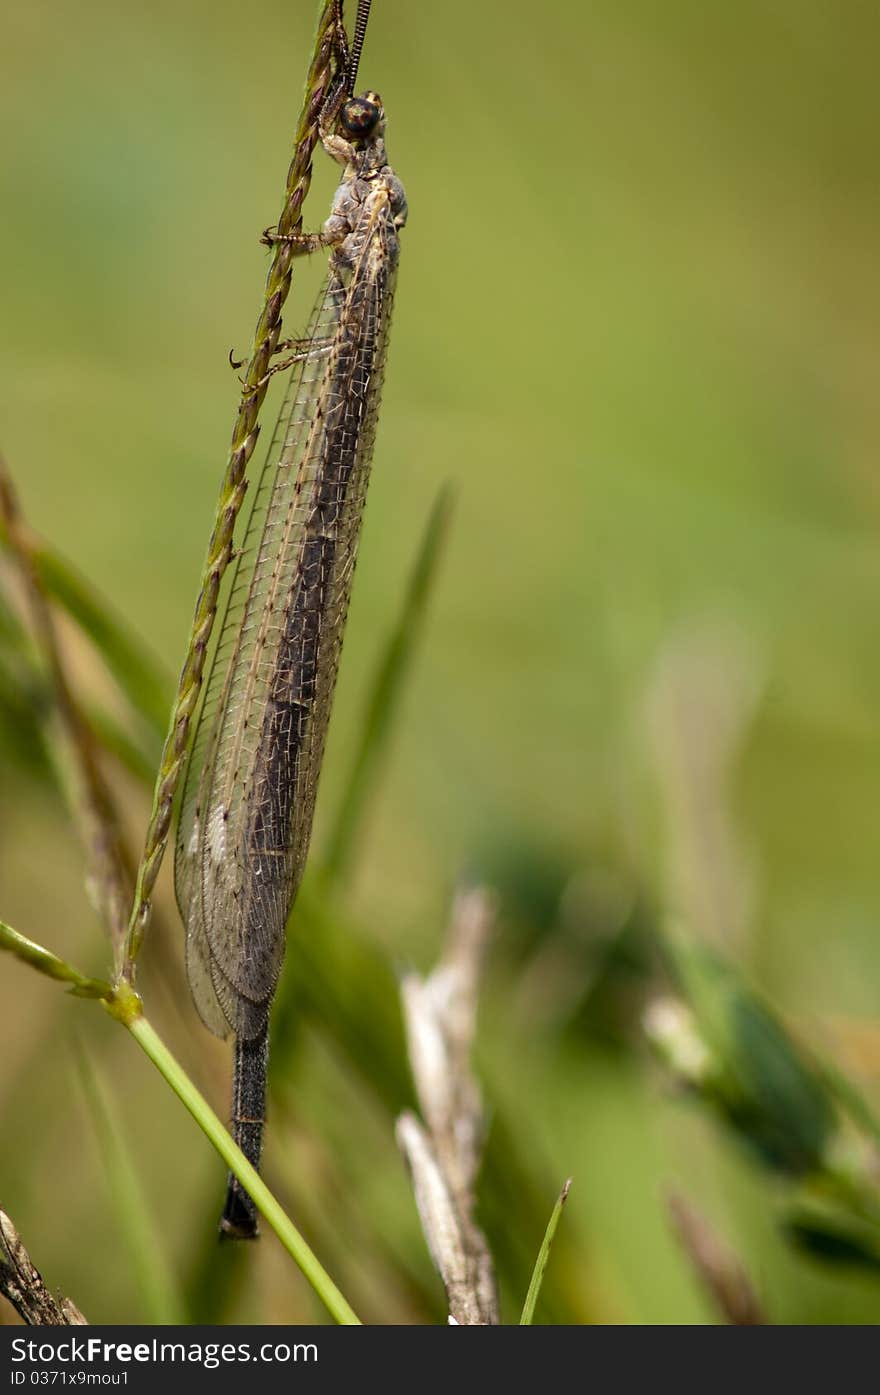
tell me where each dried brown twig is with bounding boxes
[0,1209,87,1326]
[396,887,500,1324]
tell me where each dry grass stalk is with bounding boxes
[396,887,500,1324]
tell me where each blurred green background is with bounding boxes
[2,0,880,1324]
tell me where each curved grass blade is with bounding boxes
[0,624,51,777]
[0,598,158,792]
[0,459,134,958]
[325,483,454,884]
[0,483,170,739]
[520,1178,572,1324]
[32,546,171,738]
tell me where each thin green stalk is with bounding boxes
[126,1014,361,1326]
[0,920,360,1324]
[520,1179,571,1325]
[123,0,344,974]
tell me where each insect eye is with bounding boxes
[340,95,381,137]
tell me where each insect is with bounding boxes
[174,0,407,1237]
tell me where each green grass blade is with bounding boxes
[0,919,111,999]
[325,485,454,883]
[0,463,134,959]
[33,548,171,738]
[74,1044,186,1324]
[0,654,49,778]
[520,1179,572,1325]
[2,561,159,786]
